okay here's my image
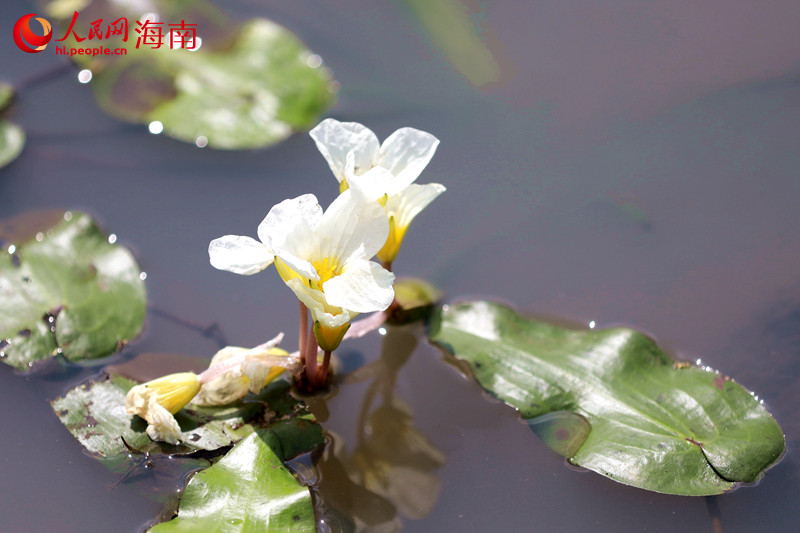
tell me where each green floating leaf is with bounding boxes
[0,211,146,369]
[388,277,443,324]
[149,430,316,532]
[51,374,322,470]
[429,301,785,495]
[527,411,591,459]
[54,0,336,149]
[0,82,15,112]
[0,121,25,169]
[0,82,24,169]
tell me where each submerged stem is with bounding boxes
[319,350,332,387]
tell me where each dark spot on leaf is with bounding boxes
[0,339,9,350]
[555,428,571,441]
[43,308,62,333]
[713,374,731,390]
[189,433,201,442]
[22,275,30,283]
[17,329,31,338]
[293,515,301,522]
[57,409,68,418]
[474,361,483,369]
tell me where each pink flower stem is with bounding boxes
[304,322,319,387]
[298,301,308,358]
[319,350,332,387]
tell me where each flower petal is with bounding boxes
[209,235,274,275]
[126,382,189,444]
[143,395,183,443]
[316,189,390,261]
[324,259,395,313]
[241,361,286,394]
[346,165,397,201]
[378,128,440,189]
[259,193,322,255]
[310,119,380,182]
[386,183,446,231]
[193,368,250,406]
[286,278,352,326]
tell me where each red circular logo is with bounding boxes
[13,14,53,53]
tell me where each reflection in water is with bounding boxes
[308,326,446,532]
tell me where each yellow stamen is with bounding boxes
[312,257,339,286]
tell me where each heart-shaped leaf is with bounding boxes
[149,430,316,532]
[0,211,146,369]
[429,301,785,495]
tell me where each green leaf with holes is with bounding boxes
[149,430,316,532]
[51,375,322,472]
[428,301,785,495]
[48,0,336,149]
[0,211,146,369]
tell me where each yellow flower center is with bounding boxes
[312,257,339,286]
[276,256,342,293]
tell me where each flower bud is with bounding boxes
[125,372,200,443]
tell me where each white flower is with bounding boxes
[310,118,439,191]
[125,372,201,444]
[261,190,396,351]
[310,118,445,264]
[193,336,298,406]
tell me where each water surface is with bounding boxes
[1,0,799,531]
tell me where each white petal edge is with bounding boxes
[209,235,274,275]
[310,119,380,182]
[259,193,321,255]
[386,183,446,230]
[378,127,440,189]
[143,395,183,443]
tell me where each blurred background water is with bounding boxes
[1,0,799,531]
